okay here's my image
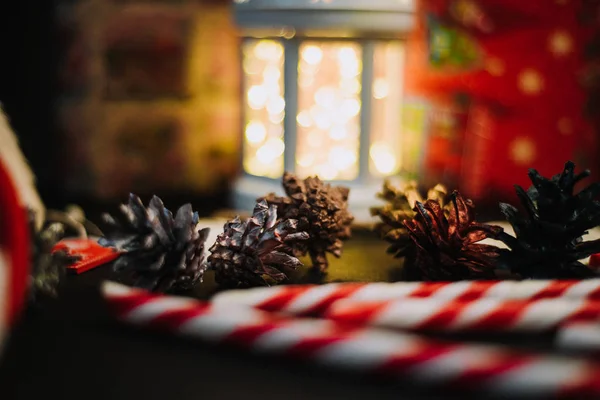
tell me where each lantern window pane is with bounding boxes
[369,41,405,177]
[295,41,362,181]
[242,39,285,178]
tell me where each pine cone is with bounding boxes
[496,161,600,278]
[403,191,504,281]
[28,210,80,300]
[260,172,353,272]
[528,161,599,226]
[370,181,447,263]
[208,200,309,288]
[100,194,210,292]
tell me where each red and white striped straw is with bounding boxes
[556,321,600,352]
[325,297,600,333]
[103,281,600,398]
[212,279,600,316]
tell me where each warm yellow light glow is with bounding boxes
[243,58,261,75]
[299,75,314,88]
[248,85,267,109]
[268,112,285,124]
[256,138,285,164]
[370,142,397,174]
[317,164,338,180]
[338,46,361,78]
[338,46,357,64]
[373,78,390,99]
[243,39,285,179]
[329,125,347,140]
[262,65,281,82]
[328,146,357,171]
[369,42,404,176]
[341,99,361,118]
[312,109,332,130]
[301,45,323,65]
[308,130,323,147]
[254,41,283,61]
[297,153,315,167]
[296,111,312,128]
[314,87,336,109]
[341,79,361,94]
[245,121,267,143]
[296,41,361,181]
[267,137,285,155]
[269,124,283,138]
[266,96,286,115]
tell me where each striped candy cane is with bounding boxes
[325,297,600,333]
[104,281,600,398]
[0,158,30,355]
[212,280,600,316]
[556,321,600,352]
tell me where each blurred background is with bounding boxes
[1,0,599,221]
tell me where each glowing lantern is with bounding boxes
[232,0,414,222]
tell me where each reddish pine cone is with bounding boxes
[403,191,503,281]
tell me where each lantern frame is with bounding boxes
[232,0,415,222]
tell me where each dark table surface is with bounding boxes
[0,230,559,400]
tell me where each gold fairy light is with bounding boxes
[243,40,285,178]
[245,121,266,144]
[369,41,404,176]
[295,41,362,181]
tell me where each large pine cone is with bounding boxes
[403,192,503,281]
[208,200,309,288]
[496,161,600,278]
[260,172,353,272]
[527,160,600,225]
[28,210,79,300]
[100,194,210,292]
[370,180,447,264]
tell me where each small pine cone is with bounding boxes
[260,172,353,272]
[370,181,447,262]
[403,191,503,281]
[28,210,80,300]
[100,194,210,293]
[208,200,309,288]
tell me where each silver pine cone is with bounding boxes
[100,194,210,292]
[208,200,309,288]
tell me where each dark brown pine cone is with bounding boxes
[28,210,80,301]
[260,172,353,272]
[403,191,504,281]
[100,194,210,293]
[370,180,447,264]
[496,161,600,279]
[207,200,309,288]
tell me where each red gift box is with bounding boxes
[405,0,600,202]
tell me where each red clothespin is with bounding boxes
[53,238,121,274]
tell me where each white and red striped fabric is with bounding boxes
[212,280,600,317]
[0,158,30,354]
[325,298,600,333]
[103,281,600,398]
